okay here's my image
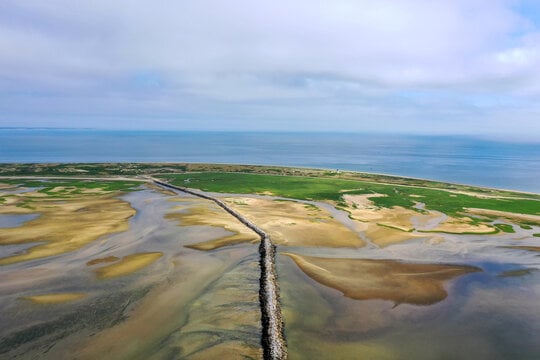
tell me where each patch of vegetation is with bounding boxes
[418,228,499,235]
[162,172,360,201]
[1,179,141,197]
[533,233,540,237]
[2,163,539,202]
[303,204,320,211]
[494,224,516,233]
[3,164,539,219]
[0,163,188,176]
[372,187,539,218]
[160,172,540,218]
[520,224,533,230]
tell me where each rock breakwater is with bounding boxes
[153,180,287,359]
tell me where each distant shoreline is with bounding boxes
[1,162,539,197]
[1,131,538,193]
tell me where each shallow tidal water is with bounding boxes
[0,186,262,359]
[277,239,540,360]
[0,213,39,229]
[2,182,540,359]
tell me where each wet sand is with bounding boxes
[22,293,87,304]
[86,256,120,266]
[165,199,259,250]
[0,185,263,359]
[224,197,364,248]
[0,187,136,265]
[94,252,163,279]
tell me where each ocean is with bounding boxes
[1,129,539,193]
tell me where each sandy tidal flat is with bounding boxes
[0,187,135,265]
[165,198,259,250]
[224,197,365,247]
[93,252,163,279]
[0,183,263,359]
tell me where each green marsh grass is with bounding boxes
[161,172,540,220]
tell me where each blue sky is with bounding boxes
[1,0,540,139]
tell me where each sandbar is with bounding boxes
[0,188,135,265]
[284,253,480,305]
[502,245,540,253]
[86,256,120,266]
[22,292,87,304]
[94,252,163,279]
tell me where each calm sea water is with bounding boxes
[1,129,539,193]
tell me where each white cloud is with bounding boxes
[0,0,539,136]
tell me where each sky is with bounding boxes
[1,0,540,139]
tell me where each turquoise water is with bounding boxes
[1,129,539,192]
